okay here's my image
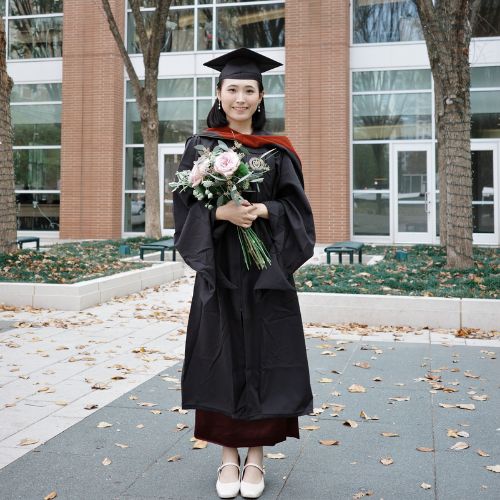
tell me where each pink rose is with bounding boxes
[189,157,210,187]
[213,150,240,177]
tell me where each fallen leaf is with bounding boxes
[319,439,340,446]
[102,457,112,466]
[319,378,333,383]
[464,370,480,379]
[372,376,383,382]
[388,396,410,402]
[416,447,434,452]
[352,489,374,498]
[97,421,113,428]
[136,424,144,429]
[477,449,490,457]
[150,409,162,415]
[439,403,456,408]
[348,384,366,393]
[381,432,399,437]
[115,443,129,449]
[84,403,98,410]
[456,403,475,410]
[471,394,488,401]
[266,452,286,459]
[485,465,500,473]
[44,492,57,500]
[138,402,158,407]
[167,455,182,462]
[19,438,39,446]
[193,440,208,449]
[354,362,371,369]
[380,457,393,465]
[176,423,189,431]
[343,420,359,428]
[450,441,469,450]
[420,483,432,490]
[300,425,320,431]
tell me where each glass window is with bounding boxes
[127,9,195,53]
[128,0,193,7]
[196,99,212,132]
[353,0,423,44]
[159,100,193,142]
[471,67,500,88]
[216,4,285,49]
[353,144,389,190]
[264,96,284,133]
[9,0,63,15]
[197,77,213,97]
[11,104,61,146]
[125,147,145,190]
[8,17,63,59]
[16,193,60,231]
[263,74,284,94]
[474,0,500,37]
[1,2,6,16]
[127,78,194,98]
[353,192,390,236]
[14,149,60,190]
[124,193,146,232]
[352,70,431,92]
[472,150,494,233]
[11,83,62,103]
[353,93,432,140]
[198,7,213,50]
[471,91,500,138]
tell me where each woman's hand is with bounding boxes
[215,200,260,228]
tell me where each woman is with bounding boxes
[172,48,315,499]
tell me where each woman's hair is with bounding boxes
[206,79,266,130]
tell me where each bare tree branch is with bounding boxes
[99,0,144,101]
[129,0,150,61]
[147,0,173,72]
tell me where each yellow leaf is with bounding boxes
[319,439,340,446]
[44,492,57,500]
[300,425,320,431]
[318,378,333,383]
[193,439,208,449]
[19,438,39,446]
[354,362,370,369]
[348,384,366,393]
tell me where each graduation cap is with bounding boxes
[203,48,282,83]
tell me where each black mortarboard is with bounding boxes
[203,48,282,83]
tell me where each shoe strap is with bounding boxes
[217,462,240,474]
[242,462,265,475]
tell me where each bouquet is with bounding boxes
[169,140,276,270]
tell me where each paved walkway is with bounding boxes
[0,268,498,499]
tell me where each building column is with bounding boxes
[285,0,350,244]
[60,0,125,239]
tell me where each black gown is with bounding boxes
[172,130,315,445]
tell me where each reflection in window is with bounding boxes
[14,149,60,190]
[11,83,62,103]
[472,150,494,233]
[124,193,146,232]
[353,192,390,235]
[16,193,60,231]
[263,74,284,94]
[127,9,195,53]
[125,147,145,190]
[9,0,63,15]
[474,0,500,37]
[353,0,423,44]
[8,16,63,59]
[471,67,500,88]
[352,70,431,92]
[196,99,213,132]
[264,96,284,133]
[353,93,432,140]
[11,104,61,146]
[471,91,500,139]
[198,8,213,50]
[216,4,284,49]
[353,144,389,190]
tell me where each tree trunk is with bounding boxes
[0,19,17,254]
[414,0,475,268]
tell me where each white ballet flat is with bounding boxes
[240,460,265,499]
[215,458,241,499]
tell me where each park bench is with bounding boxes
[139,239,176,262]
[17,236,40,250]
[324,241,364,264]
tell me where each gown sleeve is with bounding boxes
[261,151,316,276]
[172,135,229,303]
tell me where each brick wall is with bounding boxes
[60,0,125,239]
[285,0,350,244]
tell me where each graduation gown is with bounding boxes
[172,128,315,421]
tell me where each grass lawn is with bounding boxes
[0,237,158,284]
[295,245,499,299]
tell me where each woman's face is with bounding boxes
[217,79,263,128]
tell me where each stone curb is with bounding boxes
[0,261,184,311]
[298,292,499,331]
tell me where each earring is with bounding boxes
[257,103,261,113]
[218,99,221,110]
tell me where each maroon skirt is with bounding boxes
[194,409,300,447]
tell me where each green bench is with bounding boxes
[17,237,40,250]
[325,241,364,264]
[139,239,176,262]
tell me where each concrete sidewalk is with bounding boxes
[0,270,499,499]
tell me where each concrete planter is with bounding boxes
[0,261,184,311]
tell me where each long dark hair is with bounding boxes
[206,79,267,130]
